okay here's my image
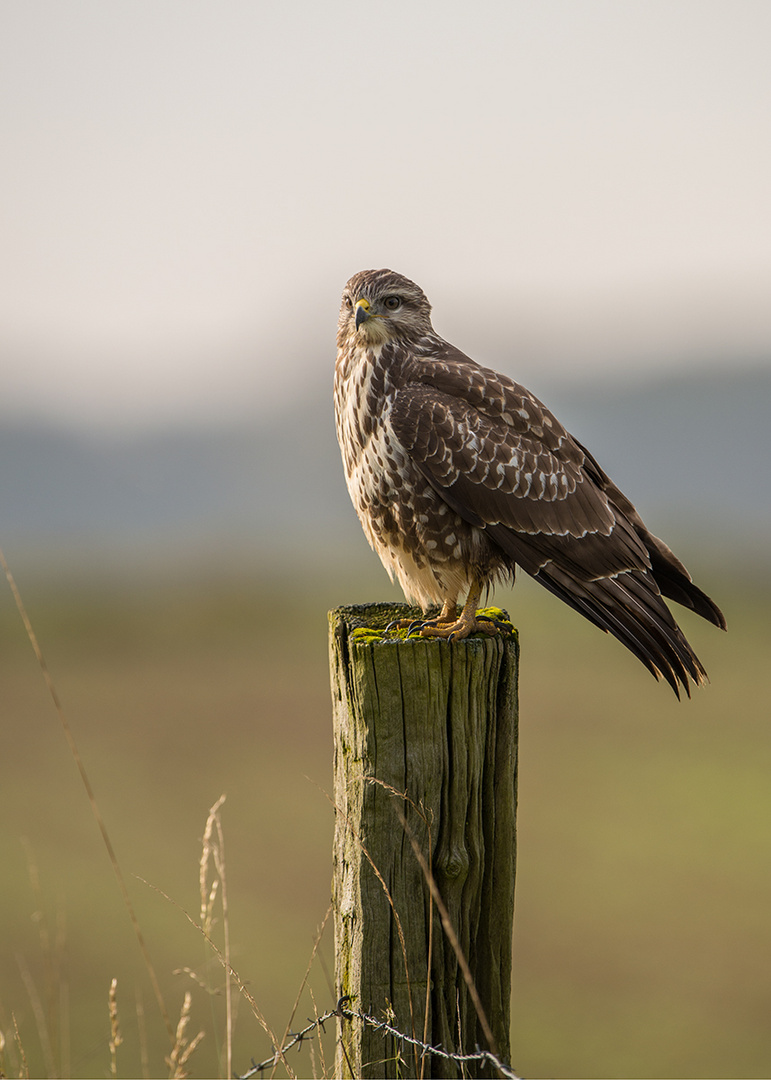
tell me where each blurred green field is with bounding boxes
[1,553,769,1078]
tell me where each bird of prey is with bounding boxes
[334,268,725,697]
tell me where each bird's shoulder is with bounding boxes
[389,337,623,539]
[394,337,577,464]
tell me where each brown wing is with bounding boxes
[391,347,725,696]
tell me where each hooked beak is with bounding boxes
[354,298,371,331]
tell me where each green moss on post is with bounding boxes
[329,603,519,1079]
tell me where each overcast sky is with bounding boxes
[2,0,770,429]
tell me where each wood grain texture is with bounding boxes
[329,603,518,1078]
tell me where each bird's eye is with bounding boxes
[383,295,402,311]
[344,295,353,308]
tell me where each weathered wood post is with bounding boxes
[329,602,518,1079]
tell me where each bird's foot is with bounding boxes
[419,609,504,641]
[385,604,456,637]
[386,607,511,641]
[384,614,446,637]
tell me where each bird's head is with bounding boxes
[338,269,434,347]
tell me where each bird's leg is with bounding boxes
[398,597,458,635]
[419,582,500,641]
[387,591,508,640]
[386,598,457,636]
[434,599,458,624]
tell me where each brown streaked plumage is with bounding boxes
[334,268,726,697]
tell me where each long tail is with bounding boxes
[532,561,712,698]
[484,498,725,696]
[641,531,727,631]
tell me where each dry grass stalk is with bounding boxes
[199,794,226,930]
[199,794,232,1079]
[0,547,173,1044]
[12,1012,30,1080]
[19,843,70,1078]
[270,903,333,1080]
[138,871,295,1078]
[171,966,213,993]
[165,992,204,1080]
[0,1027,7,1080]
[108,978,123,1078]
[307,986,327,1080]
[16,954,56,1079]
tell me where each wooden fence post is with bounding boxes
[329,602,519,1079]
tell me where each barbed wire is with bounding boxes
[238,996,521,1080]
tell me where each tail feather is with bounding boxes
[484,509,723,697]
[647,542,727,630]
[598,469,727,631]
[531,563,708,699]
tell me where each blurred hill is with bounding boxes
[2,362,769,574]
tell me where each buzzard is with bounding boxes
[334,268,725,697]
